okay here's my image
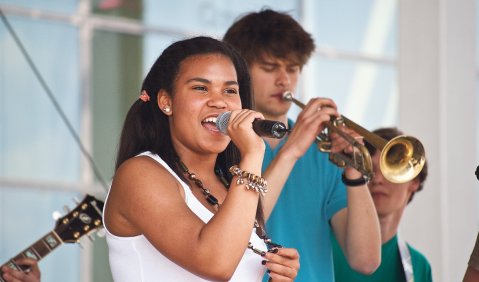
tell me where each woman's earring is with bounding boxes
[163,106,171,114]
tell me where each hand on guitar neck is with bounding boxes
[1,258,40,282]
[0,194,104,282]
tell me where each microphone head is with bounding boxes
[216,112,231,135]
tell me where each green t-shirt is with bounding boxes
[332,233,433,282]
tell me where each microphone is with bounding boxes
[216,112,288,139]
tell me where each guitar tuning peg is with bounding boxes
[63,205,71,213]
[96,228,106,238]
[52,210,62,221]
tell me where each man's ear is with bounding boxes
[157,89,172,115]
[408,178,420,193]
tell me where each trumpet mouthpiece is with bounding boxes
[283,91,293,101]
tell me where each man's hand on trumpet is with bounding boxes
[329,124,365,155]
[280,97,339,162]
[329,125,366,180]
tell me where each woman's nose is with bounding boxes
[207,92,227,108]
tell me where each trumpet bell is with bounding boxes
[380,136,426,183]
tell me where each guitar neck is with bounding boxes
[0,231,63,281]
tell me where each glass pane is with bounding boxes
[91,0,142,20]
[0,16,81,182]
[0,0,77,13]
[303,56,397,130]
[143,0,298,37]
[92,30,143,181]
[0,188,81,282]
[309,0,397,57]
[143,34,182,75]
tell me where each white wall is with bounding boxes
[398,0,478,281]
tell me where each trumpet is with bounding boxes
[282,91,426,184]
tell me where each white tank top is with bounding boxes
[104,152,267,282]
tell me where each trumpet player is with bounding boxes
[332,127,432,282]
[224,9,381,281]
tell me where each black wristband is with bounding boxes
[341,172,368,187]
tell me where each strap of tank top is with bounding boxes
[397,233,414,282]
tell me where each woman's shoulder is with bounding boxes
[117,153,164,174]
[105,154,186,237]
[112,154,178,195]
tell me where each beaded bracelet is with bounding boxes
[341,172,368,187]
[229,165,268,194]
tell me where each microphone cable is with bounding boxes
[0,8,109,192]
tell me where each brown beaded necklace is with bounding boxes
[177,160,280,256]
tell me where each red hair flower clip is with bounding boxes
[139,90,150,102]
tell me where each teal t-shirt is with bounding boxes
[263,120,348,281]
[332,233,433,282]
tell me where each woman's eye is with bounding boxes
[193,86,207,92]
[224,88,238,95]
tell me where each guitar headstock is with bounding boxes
[54,194,104,243]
